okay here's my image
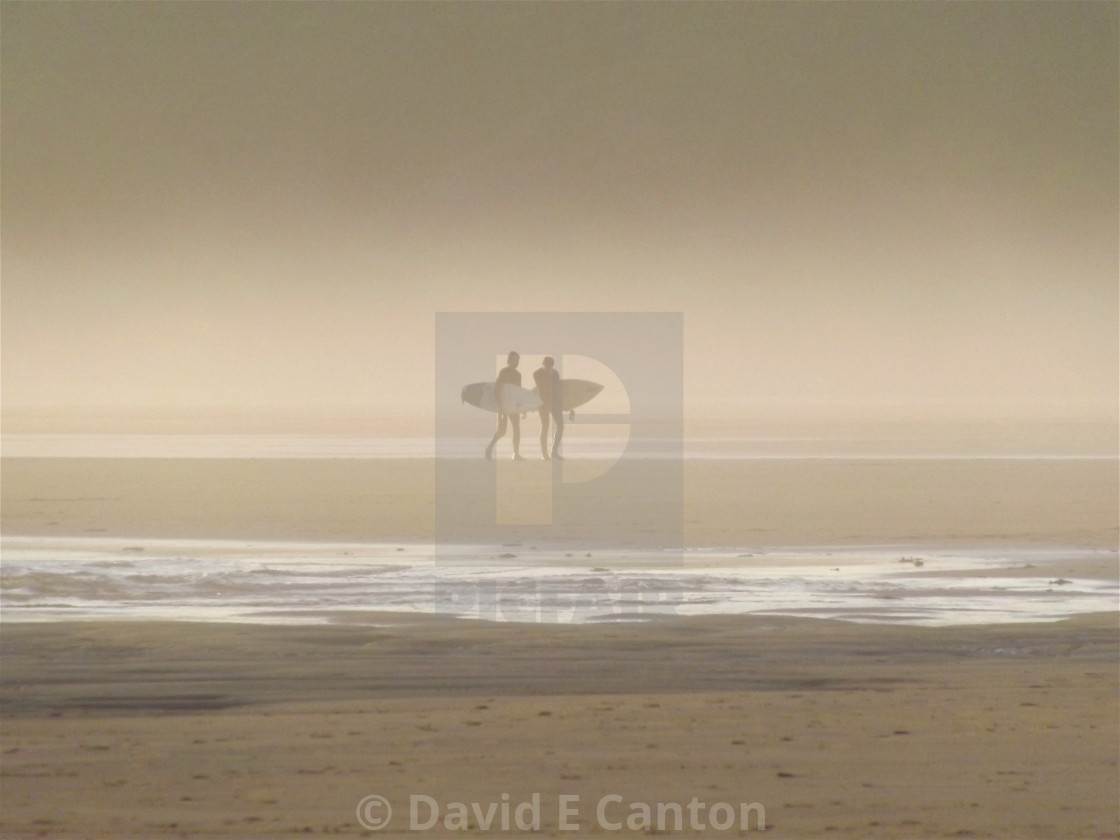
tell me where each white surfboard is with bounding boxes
[461,382,542,414]
[533,379,604,411]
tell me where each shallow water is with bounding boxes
[1,536,1114,627]
[3,433,1115,460]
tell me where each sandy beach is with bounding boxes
[1,456,1117,838]
[1,614,1117,838]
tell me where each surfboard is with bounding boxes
[461,382,542,414]
[533,379,604,411]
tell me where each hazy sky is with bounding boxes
[3,2,1116,423]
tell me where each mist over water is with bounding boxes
[3,3,1117,427]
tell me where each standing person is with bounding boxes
[485,351,523,460]
[533,356,564,460]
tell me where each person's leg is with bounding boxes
[539,409,550,459]
[485,414,508,459]
[551,410,564,459]
[511,414,522,459]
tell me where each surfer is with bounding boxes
[485,351,523,460]
[533,356,563,460]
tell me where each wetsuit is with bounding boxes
[533,366,563,459]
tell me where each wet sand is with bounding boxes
[2,457,1116,548]
[1,456,1117,837]
[1,614,1117,838]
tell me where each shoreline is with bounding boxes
[4,456,1114,630]
[3,534,1116,628]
